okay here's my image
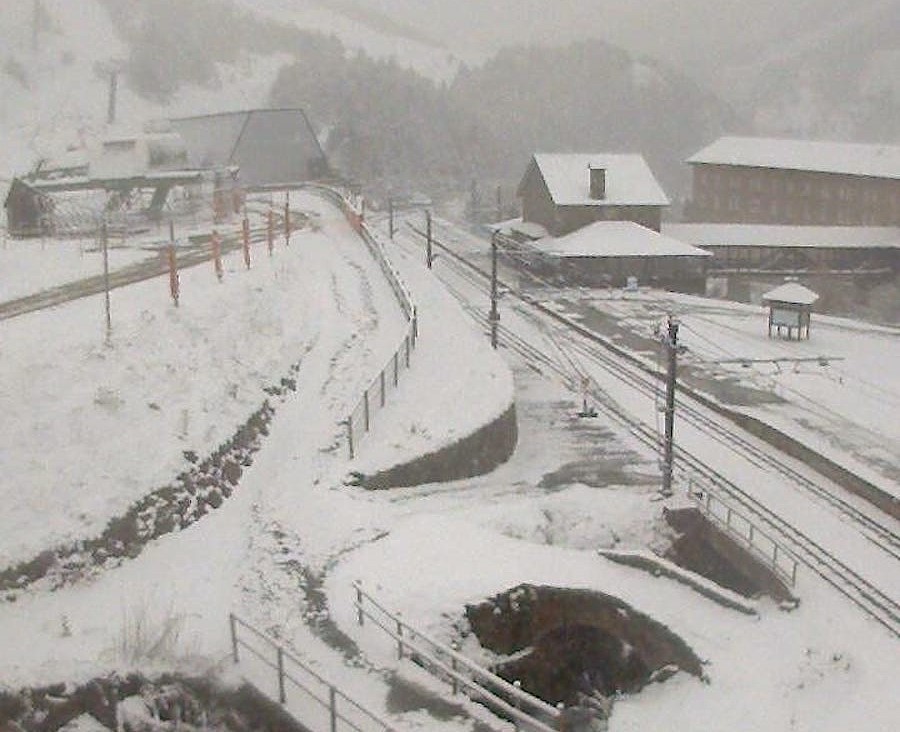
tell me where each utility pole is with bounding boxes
[489,230,500,349]
[388,198,395,239]
[661,316,680,497]
[425,209,433,269]
[101,219,111,340]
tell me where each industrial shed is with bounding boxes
[169,108,329,189]
[663,223,900,273]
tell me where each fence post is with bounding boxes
[277,646,286,704]
[364,389,370,432]
[726,507,733,528]
[393,352,399,387]
[329,687,338,732]
[412,307,418,345]
[346,419,355,459]
[396,615,404,659]
[380,369,386,407]
[405,335,411,368]
[356,584,364,626]
[229,613,239,663]
[772,544,779,569]
[748,524,755,545]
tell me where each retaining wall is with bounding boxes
[362,402,518,489]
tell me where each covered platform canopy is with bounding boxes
[762,282,819,340]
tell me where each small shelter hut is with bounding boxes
[762,282,819,340]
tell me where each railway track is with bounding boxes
[0,220,284,321]
[400,219,900,638]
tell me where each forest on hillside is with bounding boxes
[96,0,735,204]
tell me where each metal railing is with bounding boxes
[687,484,799,586]
[310,188,419,459]
[353,583,562,732]
[228,613,396,732]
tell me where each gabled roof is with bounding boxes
[539,220,711,258]
[522,153,669,207]
[663,223,900,250]
[687,136,900,180]
[169,108,327,188]
[762,282,820,305]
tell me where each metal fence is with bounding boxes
[228,613,396,732]
[687,485,799,586]
[310,187,419,459]
[353,583,562,732]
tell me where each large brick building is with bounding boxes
[517,153,669,236]
[684,136,900,226]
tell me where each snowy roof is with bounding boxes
[488,217,549,240]
[527,153,670,207]
[663,223,900,250]
[538,220,712,258]
[687,136,900,179]
[762,282,820,305]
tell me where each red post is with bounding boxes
[211,230,223,282]
[242,214,251,269]
[267,208,274,256]
[167,244,179,307]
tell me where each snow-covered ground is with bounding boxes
[1,192,898,732]
[571,289,900,498]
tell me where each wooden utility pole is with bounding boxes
[101,220,111,340]
[661,316,679,496]
[489,230,499,349]
[425,209,433,269]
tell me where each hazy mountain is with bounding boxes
[332,0,900,144]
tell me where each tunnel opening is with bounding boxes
[464,584,703,724]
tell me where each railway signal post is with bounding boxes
[425,209,433,269]
[661,316,680,497]
[490,230,500,349]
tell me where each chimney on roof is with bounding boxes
[589,165,606,200]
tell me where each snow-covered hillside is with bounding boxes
[231,0,470,82]
[0,1,289,197]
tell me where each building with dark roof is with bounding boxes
[169,108,329,189]
[517,153,669,236]
[684,136,900,226]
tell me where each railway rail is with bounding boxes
[401,218,900,639]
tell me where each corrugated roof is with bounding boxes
[530,153,670,207]
[664,223,900,250]
[762,282,820,305]
[540,220,711,258]
[687,136,900,179]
